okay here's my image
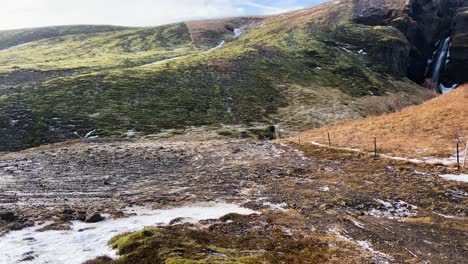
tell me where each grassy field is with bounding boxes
[296,85,468,159]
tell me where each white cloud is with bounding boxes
[0,0,315,30]
[0,0,246,30]
[244,1,287,13]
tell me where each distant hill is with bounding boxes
[0,25,130,51]
[299,85,468,158]
[1,0,467,151]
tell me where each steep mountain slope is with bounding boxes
[3,0,466,151]
[298,85,468,158]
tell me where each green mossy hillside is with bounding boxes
[0,0,432,151]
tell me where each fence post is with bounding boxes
[457,140,460,171]
[297,132,301,146]
[462,140,468,171]
[374,137,377,159]
[328,132,331,147]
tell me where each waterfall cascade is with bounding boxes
[425,37,458,94]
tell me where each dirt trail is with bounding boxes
[0,139,466,263]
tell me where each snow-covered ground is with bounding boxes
[0,203,256,264]
[439,174,468,183]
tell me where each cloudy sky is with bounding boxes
[0,0,329,30]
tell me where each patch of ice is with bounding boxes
[439,174,468,183]
[0,203,256,264]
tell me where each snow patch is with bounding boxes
[0,42,30,52]
[341,47,352,53]
[208,40,225,52]
[439,174,468,183]
[140,56,181,67]
[319,186,330,192]
[439,83,458,94]
[263,202,288,211]
[125,129,136,137]
[0,203,256,264]
[357,240,393,263]
[84,130,97,138]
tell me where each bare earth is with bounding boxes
[0,139,466,263]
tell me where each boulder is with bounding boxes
[85,212,103,223]
[0,211,15,222]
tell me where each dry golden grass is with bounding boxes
[297,85,468,158]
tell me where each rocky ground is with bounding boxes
[0,138,467,263]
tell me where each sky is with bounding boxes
[0,0,329,30]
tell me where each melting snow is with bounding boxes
[208,40,225,52]
[439,83,458,94]
[263,202,288,211]
[319,186,330,192]
[233,28,243,38]
[0,203,256,264]
[341,47,352,53]
[140,56,181,67]
[84,130,97,138]
[439,174,468,183]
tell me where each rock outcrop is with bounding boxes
[351,0,468,85]
[444,5,468,84]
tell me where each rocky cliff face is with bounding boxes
[351,0,468,86]
[444,4,468,84]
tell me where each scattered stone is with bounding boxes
[0,211,15,221]
[85,212,103,223]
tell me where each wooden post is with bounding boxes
[456,140,460,171]
[374,137,377,159]
[462,140,468,170]
[328,132,331,147]
[297,132,301,146]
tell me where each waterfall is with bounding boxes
[428,37,452,92]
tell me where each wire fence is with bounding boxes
[291,131,468,172]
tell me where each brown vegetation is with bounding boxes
[296,85,468,158]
